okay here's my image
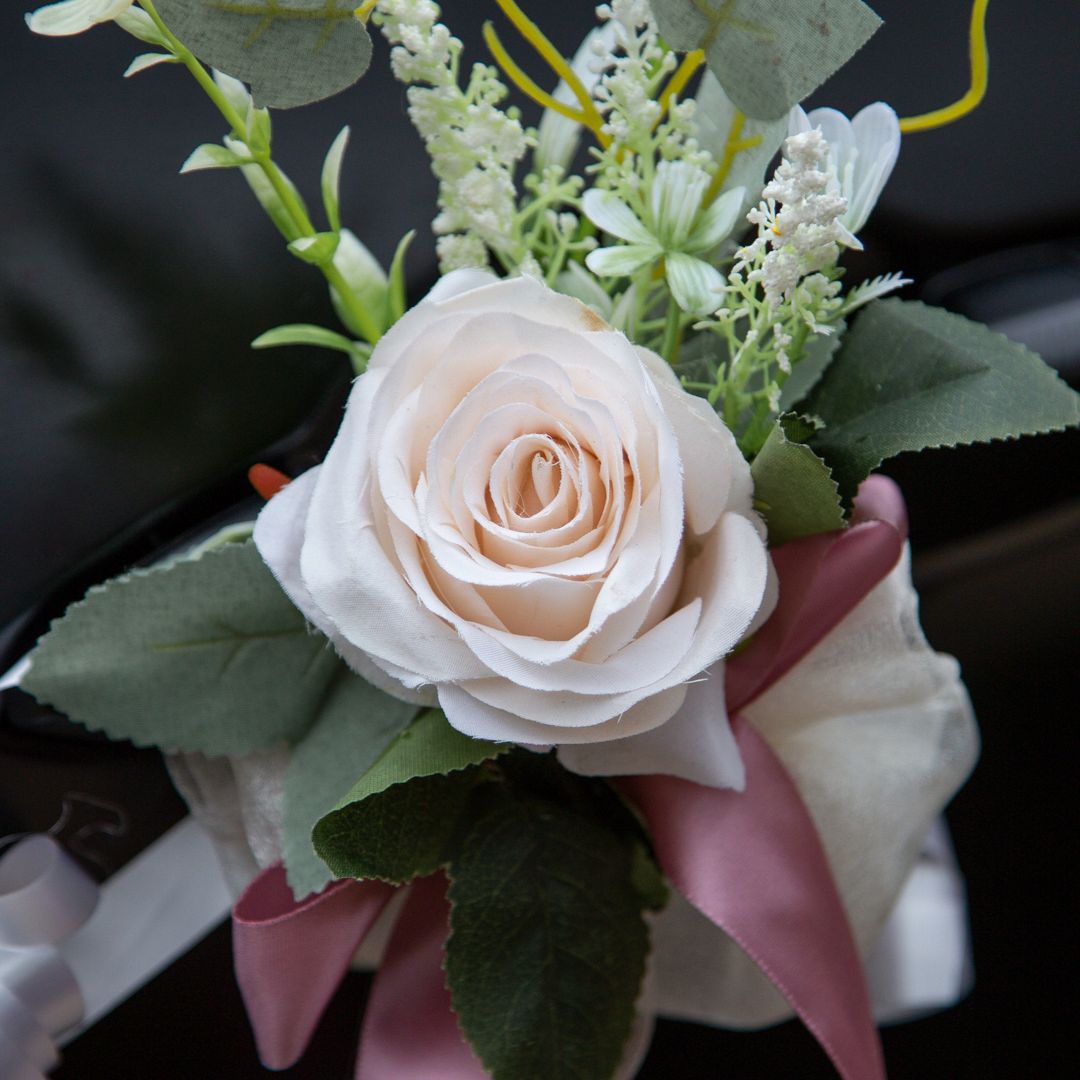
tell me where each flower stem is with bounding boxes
[137,0,382,346]
[660,294,682,364]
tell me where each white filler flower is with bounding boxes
[585,163,744,315]
[789,102,901,237]
[255,272,771,788]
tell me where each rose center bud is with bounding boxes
[524,448,560,515]
[485,432,600,539]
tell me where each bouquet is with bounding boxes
[7,0,1078,1077]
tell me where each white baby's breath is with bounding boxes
[373,0,529,272]
[744,129,852,306]
[789,102,902,237]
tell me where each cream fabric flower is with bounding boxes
[255,271,771,786]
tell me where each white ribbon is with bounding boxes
[0,835,98,1077]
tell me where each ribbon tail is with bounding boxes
[726,475,907,713]
[356,872,486,1080]
[622,718,886,1080]
[232,864,396,1070]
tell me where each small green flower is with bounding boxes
[584,162,743,315]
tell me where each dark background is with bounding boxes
[2,1,1078,1077]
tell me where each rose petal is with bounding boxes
[558,665,744,789]
[439,682,688,744]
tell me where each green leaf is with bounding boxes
[154,0,373,109]
[283,671,419,898]
[386,229,416,325]
[238,160,308,243]
[778,324,843,412]
[445,753,655,1080]
[22,541,341,756]
[751,413,845,544]
[288,231,340,265]
[803,299,1080,504]
[125,53,181,78]
[330,229,388,336]
[115,6,170,46]
[320,125,349,233]
[251,322,361,357]
[650,0,881,120]
[180,142,251,173]
[312,710,506,884]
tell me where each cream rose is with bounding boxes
[254,271,771,787]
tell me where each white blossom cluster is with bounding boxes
[591,1,674,148]
[738,129,852,306]
[373,0,530,272]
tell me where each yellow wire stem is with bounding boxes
[657,49,705,118]
[482,23,595,129]
[899,0,990,133]
[703,110,762,206]
[491,0,610,147]
[353,0,378,23]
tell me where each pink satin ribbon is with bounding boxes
[233,475,907,1079]
[233,866,395,1070]
[356,873,483,1079]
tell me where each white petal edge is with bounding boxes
[558,663,745,788]
[582,189,657,245]
[253,469,436,707]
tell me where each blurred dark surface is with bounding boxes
[2,1,1078,1077]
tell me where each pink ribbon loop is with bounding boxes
[356,872,486,1080]
[233,865,395,1070]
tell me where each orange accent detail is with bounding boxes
[248,464,291,501]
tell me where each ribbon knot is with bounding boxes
[234,475,907,1080]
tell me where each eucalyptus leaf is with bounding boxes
[283,671,418,898]
[22,541,341,756]
[445,753,656,1080]
[154,0,373,109]
[803,299,1080,504]
[651,0,881,120]
[312,710,506,884]
[751,413,845,544]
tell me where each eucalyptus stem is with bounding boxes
[137,0,382,347]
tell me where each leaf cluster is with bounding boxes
[314,729,666,1080]
[751,299,1080,544]
[21,539,668,1080]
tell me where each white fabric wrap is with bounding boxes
[169,543,979,1027]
